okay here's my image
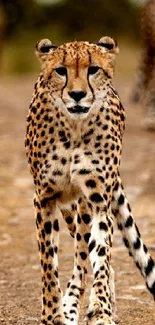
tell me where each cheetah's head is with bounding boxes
[36,37,119,119]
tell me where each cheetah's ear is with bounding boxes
[97,36,119,55]
[35,39,57,66]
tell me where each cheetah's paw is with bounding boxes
[85,302,115,325]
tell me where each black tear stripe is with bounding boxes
[87,50,95,101]
[61,71,68,99]
[87,74,95,101]
[59,50,68,99]
[101,68,111,79]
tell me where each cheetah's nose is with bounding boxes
[68,90,86,102]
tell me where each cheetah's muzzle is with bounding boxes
[67,105,90,114]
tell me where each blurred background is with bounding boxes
[1,1,155,325]
[1,0,142,75]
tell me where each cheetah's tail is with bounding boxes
[112,176,155,299]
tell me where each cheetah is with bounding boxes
[132,0,155,129]
[25,36,155,325]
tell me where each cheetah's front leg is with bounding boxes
[61,201,117,324]
[62,197,91,325]
[34,195,64,325]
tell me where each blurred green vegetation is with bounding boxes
[1,0,141,75]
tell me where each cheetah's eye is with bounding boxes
[55,67,67,76]
[88,66,100,75]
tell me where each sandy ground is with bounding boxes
[0,75,155,325]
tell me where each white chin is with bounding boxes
[55,99,91,119]
[67,111,90,120]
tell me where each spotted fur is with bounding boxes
[25,36,155,325]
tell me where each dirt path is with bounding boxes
[0,76,155,325]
